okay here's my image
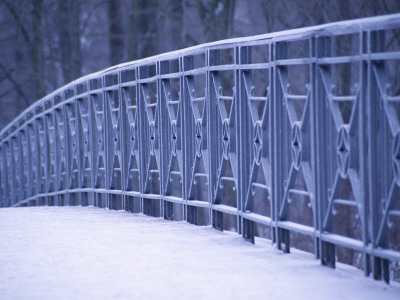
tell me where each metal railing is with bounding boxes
[1,14,400,283]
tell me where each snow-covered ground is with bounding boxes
[0,207,398,299]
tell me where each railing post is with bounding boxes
[63,91,71,206]
[5,142,12,206]
[15,132,24,205]
[66,89,78,206]
[103,76,109,209]
[269,43,277,245]
[119,71,127,211]
[84,84,94,207]
[54,98,65,206]
[10,139,17,206]
[367,29,391,283]
[51,99,59,206]
[89,82,96,207]
[45,101,55,206]
[310,36,319,259]
[136,66,143,213]
[73,91,82,206]
[359,29,370,278]
[177,56,185,220]
[0,146,3,207]
[273,41,290,253]
[79,82,93,207]
[182,54,194,224]
[159,60,168,219]
[2,142,9,207]
[36,113,46,205]
[209,49,222,230]
[0,146,5,207]
[238,45,254,242]
[76,94,84,207]
[315,35,336,268]
[156,61,163,216]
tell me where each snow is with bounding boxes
[0,207,399,300]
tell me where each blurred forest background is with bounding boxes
[1,0,400,128]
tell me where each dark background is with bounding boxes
[0,0,399,128]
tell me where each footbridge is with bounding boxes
[1,14,400,283]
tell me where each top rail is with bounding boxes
[1,13,400,140]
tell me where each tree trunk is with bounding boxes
[31,0,45,100]
[196,0,236,42]
[128,0,158,60]
[58,0,82,84]
[108,0,124,66]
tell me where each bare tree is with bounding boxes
[108,0,124,65]
[194,0,236,42]
[31,0,45,99]
[57,0,82,84]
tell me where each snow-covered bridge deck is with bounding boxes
[0,207,398,299]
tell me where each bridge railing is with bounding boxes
[1,14,400,282]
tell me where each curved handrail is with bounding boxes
[1,13,400,140]
[1,13,400,283]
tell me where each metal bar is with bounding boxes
[359,30,370,276]
[310,36,319,258]
[277,221,314,236]
[242,212,272,226]
[288,189,310,197]
[315,36,335,268]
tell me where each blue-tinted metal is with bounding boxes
[1,14,400,283]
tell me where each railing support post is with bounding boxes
[315,35,335,268]
[239,45,254,243]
